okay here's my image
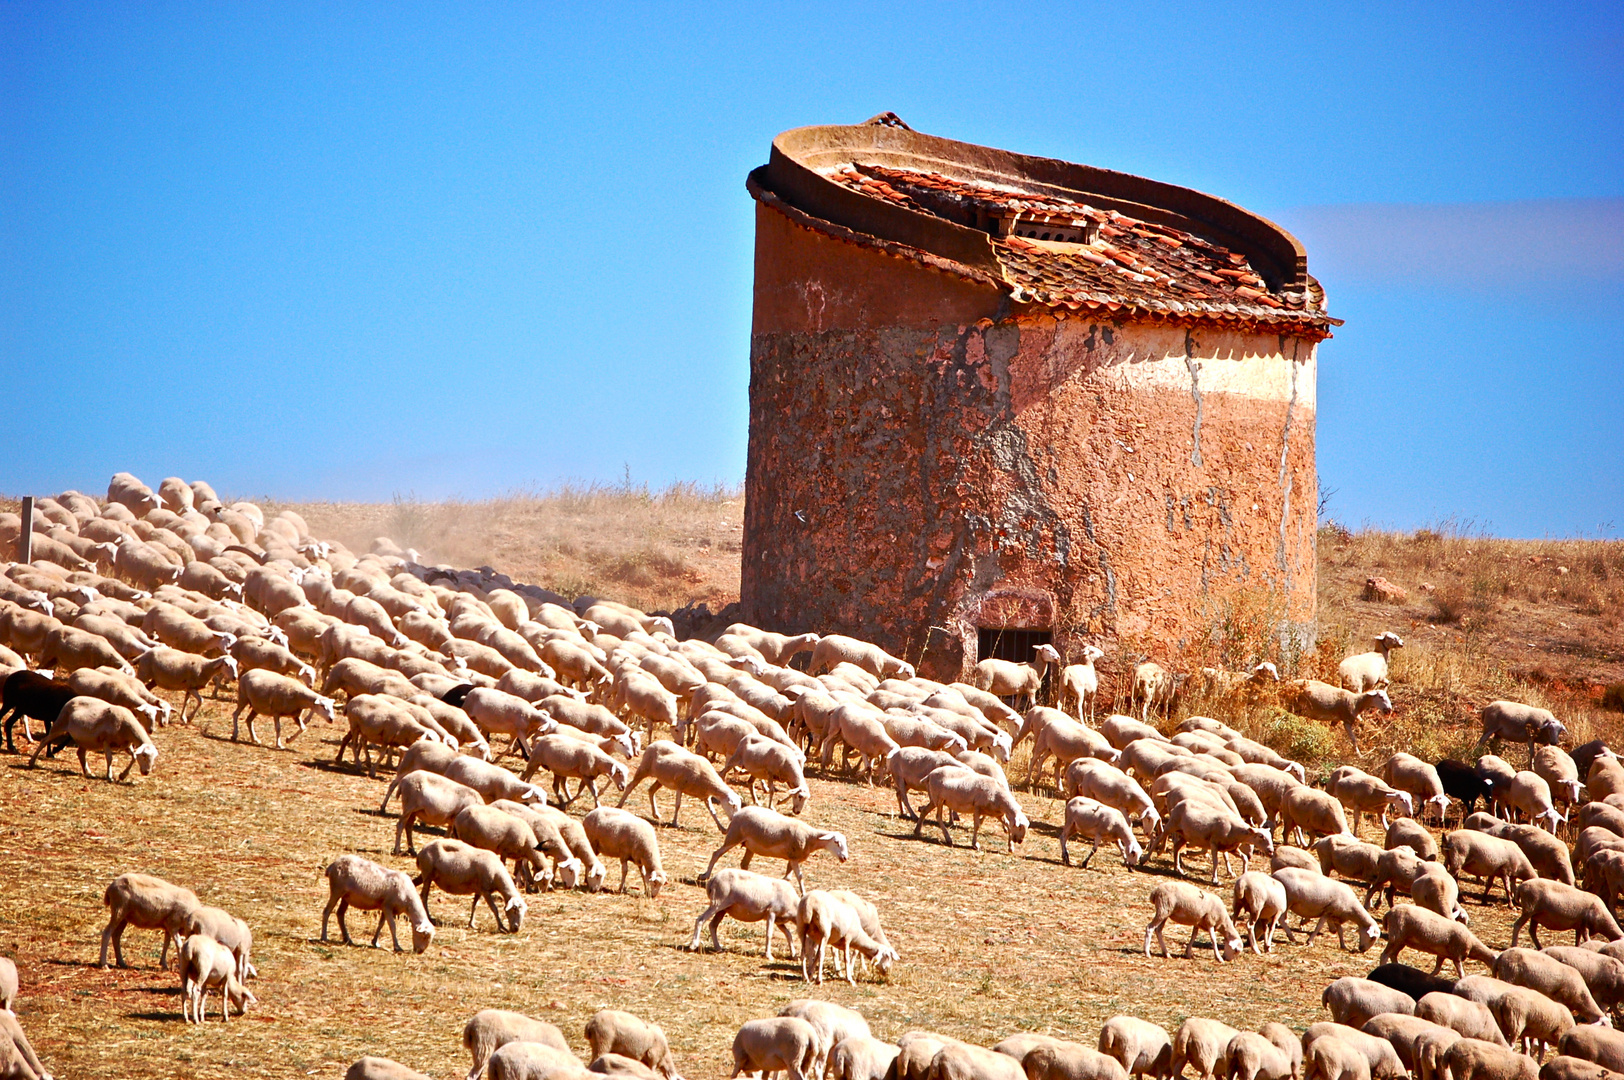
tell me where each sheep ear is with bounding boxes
[816,832,837,841]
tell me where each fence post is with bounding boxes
[18,495,33,564]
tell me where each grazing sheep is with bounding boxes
[688,867,800,959]
[796,890,897,985]
[1143,881,1243,962]
[1513,881,1624,948]
[1444,1039,1540,1080]
[827,1037,901,1080]
[1327,766,1416,832]
[1098,1016,1172,1080]
[1224,1026,1300,1080]
[731,1017,819,1080]
[1317,834,1389,886]
[232,669,336,748]
[807,636,915,681]
[1024,1042,1131,1080]
[703,805,847,893]
[1417,992,1509,1045]
[462,1010,572,1080]
[1411,861,1472,924]
[177,932,255,1023]
[485,1042,587,1080]
[778,1000,869,1080]
[1363,846,1428,913]
[1504,773,1567,833]
[521,734,629,808]
[66,666,169,729]
[1358,1015,1452,1078]
[1481,703,1567,758]
[721,733,810,815]
[1495,988,1574,1060]
[1340,633,1405,693]
[451,803,554,891]
[1537,1055,1623,1080]
[1301,1024,1406,1080]
[913,765,1029,852]
[1273,846,1321,874]
[1061,797,1144,870]
[1281,786,1355,847]
[1544,946,1624,1021]
[1273,868,1383,953]
[1494,948,1610,1025]
[1381,904,1500,977]
[1283,681,1393,752]
[1167,799,1273,884]
[585,1010,680,1080]
[38,624,135,677]
[1534,747,1585,809]
[459,687,558,758]
[1444,830,1539,906]
[1066,758,1161,838]
[1028,712,1122,788]
[99,872,200,970]
[134,647,238,723]
[348,1059,434,1080]
[1324,976,1418,1028]
[1387,817,1440,861]
[618,740,743,830]
[583,806,667,897]
[392,772,485,856]
[340,695,438,777]
[413,838,527,933]
[529,802,607,893]
[321,855,435,953]
[1171,1019,1242,1080]
[27,696,156,781]
[1232,871,1289,954]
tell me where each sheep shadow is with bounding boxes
[128,1009,185,1022]
[298,758,384,780]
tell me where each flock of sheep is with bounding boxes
[0,471,1617,1080]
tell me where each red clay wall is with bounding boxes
[742,204,1318,678]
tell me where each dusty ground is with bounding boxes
[1,489,1620,1078]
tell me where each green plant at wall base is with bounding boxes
[1261,707,1339,765]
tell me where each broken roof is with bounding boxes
[749,117,1338,337]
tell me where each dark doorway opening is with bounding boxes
[976,627,1054,703]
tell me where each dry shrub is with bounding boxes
[1605,684,1624,713]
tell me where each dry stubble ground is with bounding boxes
[2,692,1529,1080]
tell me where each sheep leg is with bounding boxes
[117,749,139,783]
[688,905,720,951]
[231,699,248,741]
[705,795,728,831]
[586,777,601,808]
[78,747,92,778]
[374,910,402,952]
[1304,915,1327,946]
[100,913,126,968]
[1173,840,1186,877]
[618,859,631,894]
[1060,823,1073,866]
[1081,837,1100,870]
[969,812,984,851]
[1209,846,1222,885]
[788,860,806,897]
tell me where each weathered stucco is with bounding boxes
[742,203,1319,679]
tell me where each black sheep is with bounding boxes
[1435,758,1492,820]
[1365,962,1457,1002]
[0,669,76,753]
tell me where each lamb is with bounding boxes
[1097,1016,1172,1080]
[730,1017,819,1080]
[795,890,898,985]
[321,854,435,953]
[583,806,668,897]
[27,696,157,781]
[392,771,485,855]
[463,1010,573,1080]
[1324,976,1417,1028]
[1512,881,1624,948]
[1494,949,1611,1024]
[231,669,336,748]
[1443,1039,1540,1080]
[1380,904,1499,977]
[585,1010,680,1080]
[1143,880,1243,961]
[807,635,915,681]
[133,647,239,722]
[521,734,629,807]
[99,872,201,969]
[1058,645,1106,720]
[688,867,800,959]
[617,740,744,829]
[413,838,527,932]
[1481,703,1568,758]
[1443,830,1539,906]
[451,804,554,891]
[827,1037,901,1080]
[1061,797,1144,870]
[972,644,1061,708]
[1281,786,1355,846]
[178,932,255,1023]
[178,904,255,983]
[1284,681,1394,752]
[1167,799,1273,883]
[1494,988,1574,1060]
[1223,1026,1300,1080]
[1340,633,1405,693]
[703,805,848,893]
[1232,870,1289,954]
[913,764,1030,852]
[720,733,810,815]
[1417,992,1510,1045]
[66,666,170,728]
[1027,713,1122,789]
[1171,1019,1242,1080]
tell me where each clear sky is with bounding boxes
[3,2,1620,537]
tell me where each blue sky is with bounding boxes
[2,2,1620,537]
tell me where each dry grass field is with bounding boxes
[3,486,1622,1079]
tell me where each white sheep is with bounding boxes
[807,636,915,681]
[1284,680,1393,752]
[731,1017,819,1080]
[413,838,527,933]
[462,1009,573,1080]
[796,890,897,984]
[1060,796,1143,870]
[1097,1016,1172,1080]
[451,803,556,892]
[232,669,336,748]
[1058,644,1105,721]
[321,854,435,953]
[585,1010,681,1080]
[618,740,743,830]
[133,647,239,723]
[27,696,157,781]
[1231,871,1289,954]
[178,932,255,1023]
[1339,632,1404,693]
[392,772,485,855]
[1273,867,1383,953]
[583,806,668,897]
[703,805,848,894]
[99,871,200,970]
[914,765,1029,852]
[1143,881,1243,962]
[972,643,1061,707]
[689,867,800,959]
